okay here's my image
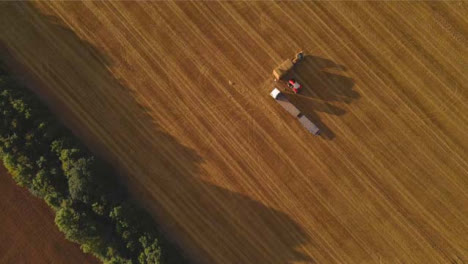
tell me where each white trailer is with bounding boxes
[270,88,320,135]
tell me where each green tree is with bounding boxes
[55,202,109,260]
[0,61,188,264]
[138,235,161,264]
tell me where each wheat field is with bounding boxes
[0,2,467,263]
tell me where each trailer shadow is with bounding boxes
[281,55,358,140]
[0,2,314,264]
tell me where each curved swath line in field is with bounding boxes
[323,3,468,177]
[286,3,468,260]
[321,3,468,259]
[361,4,468,124]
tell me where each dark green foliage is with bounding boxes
[0,63,187,264]
[55,201,111,259]
[138,235,162,264]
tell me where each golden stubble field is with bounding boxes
[0,2,467,263]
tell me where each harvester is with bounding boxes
[270,51,320,135]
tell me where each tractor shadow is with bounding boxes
[0,2,314,264]
[281,55,358,140]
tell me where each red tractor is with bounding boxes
[287,79,302,94]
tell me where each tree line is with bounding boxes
[0,61,188,264]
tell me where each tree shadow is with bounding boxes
[0,2,313,264]
[278,55,358,140]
